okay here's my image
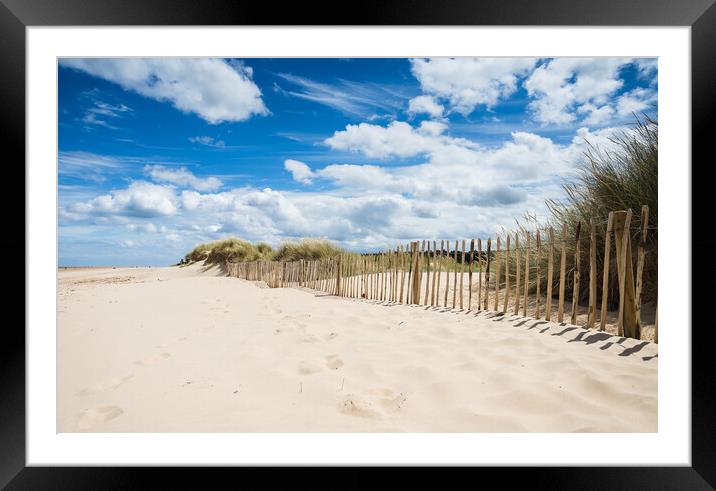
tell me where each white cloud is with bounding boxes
[144,165,222,192]
[58,151,134,182]
[284,159,315,184]
[524,58,631,125]
[68,181,178,218]
[188,136,225,148]
[60,58,268,124]
[407,95,444,118]
[324,120,459,159]
[120,239,137,248]
[410,58,537,115]
[276,73,408,118]
[126,222,157,233]
[165,233,180,242]
[616,87,656,116]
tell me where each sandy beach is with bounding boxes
[58,262,657,433]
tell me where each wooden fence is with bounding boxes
[226,206,656,342]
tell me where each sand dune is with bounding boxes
[58,262,657,432]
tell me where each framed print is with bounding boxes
[4,0,714,486]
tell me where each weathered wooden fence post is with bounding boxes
[600,212,614,331]
[571,222,581,325]
[484,238,492,311]
[336,255,342,297]
[613,209,638,338]
[635,205,649,330]
[588,219,597,328]
[523,232,530,317]
[503,234,510,313]
[514,234,521,315]
[558,223,567,323]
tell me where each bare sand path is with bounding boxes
[58,263,657,432]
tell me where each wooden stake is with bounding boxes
[452,240,459,309]
[412,242,422,305]
[424,240,432,305]
[493,236,501,311]
[635,205,649,330]
[503,234,510,313]
[483,239,491,310]
[514,234,521,315]
[600,212,614,330]
[546,228,554,321]
[459,240,466,310]
[588,219,597,329]
[468,239,475,310]
[571,222,581,325]
[523,232,530,317]
[436,240,444,307]
[614,209,638,338]
[443,240,450,308]
[535,231,542,319]
[477,239,483,311]
[558,223,567,322]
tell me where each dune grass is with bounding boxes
[182,237,348,265]
[272,238,345,262]
[503,114,658,308]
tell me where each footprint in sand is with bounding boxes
[300,334,322,343]
[135,352,171,366]
[297,360,323,375]
[77,405,123,430]
[339,395,380,418]
[325,355,344,370]
[76,373,134,396]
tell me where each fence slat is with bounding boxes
[483,239,492,311]
[535,231,542,319]
[588,219,597,329]
[514,234,521,315]
[614,209,638,338]
[460,240,466,310]
[635,205,649,329]
[600,212,614,331]
[424,240,432,305]
[493,236,501,311]
[558,223,567,323]
[546,228,554,321]
[452,240,459,309]
[477,239,483,311]
[468,239,475,311]
[503,234,510,314]
[570,222,581,325]
[523,232,530,317]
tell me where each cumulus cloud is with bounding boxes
[324,120,461,159]
[284,159,315,184]
[68,181,178,218]
[410,58,537,115]
[616,87,657,116]
[60,58,268,124]
[524,58,632,125]
[407,95,444,118]
[143,165,222,192]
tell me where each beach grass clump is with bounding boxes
[503,114,658,308]
[272,239,345,262]
[183,237,275,265]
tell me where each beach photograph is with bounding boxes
[58,57,658,433]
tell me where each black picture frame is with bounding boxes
[3,0,712,486]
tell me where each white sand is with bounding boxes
[58,263,657,432]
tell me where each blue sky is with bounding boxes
[58,57,657,266]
